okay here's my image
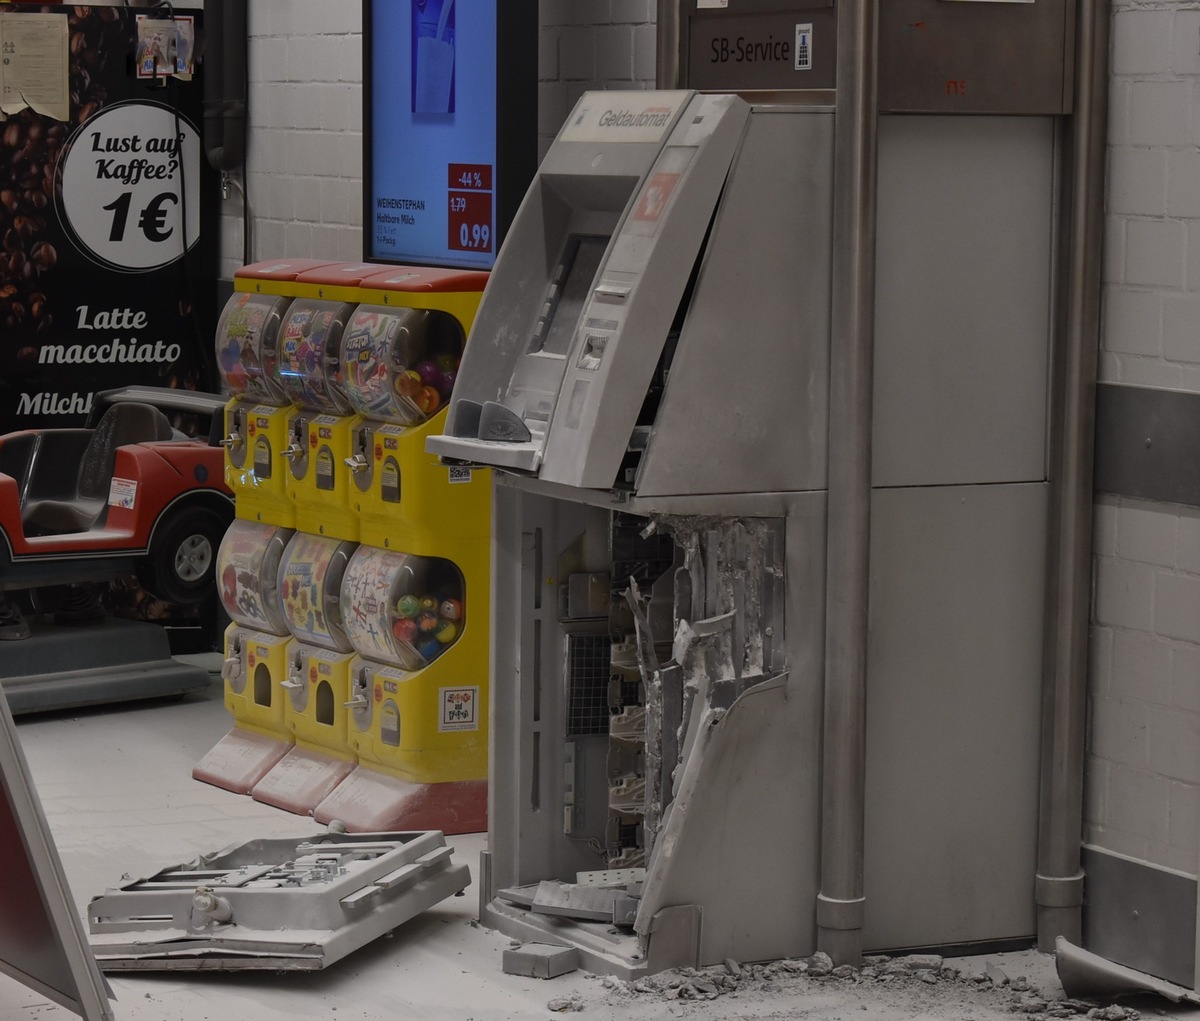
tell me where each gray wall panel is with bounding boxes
[863,482,1046,950]
[873,115,1053,488]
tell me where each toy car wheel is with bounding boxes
[138,508,226,605]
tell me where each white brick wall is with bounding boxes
[1102,1,1200,388]
[537,0,657,158]
[1089,493,1200,872]
[218,0,656,278]
[217,1,362,279]
[1087,1,1200,878]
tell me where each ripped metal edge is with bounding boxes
[1055,936,1200,1005]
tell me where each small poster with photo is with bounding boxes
[135,15,194,79]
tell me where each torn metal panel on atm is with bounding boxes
[427,89,751,488]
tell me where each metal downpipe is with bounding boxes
[201,0,224,164]
[818,0,879,967]
[202,0,247,173]
[654,0,681,89]
[1036,0,1111,952]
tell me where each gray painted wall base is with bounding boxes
[1081,844,1196,990]
[864,482,1046,949]
[1094,383,1200,507]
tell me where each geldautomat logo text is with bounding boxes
[598,108,672,129]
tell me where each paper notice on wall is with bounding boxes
[0,13,69,122]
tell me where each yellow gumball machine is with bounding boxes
[338,301,489,553]
[314,544,485,834]
[348,266,490,549]
[250,531,360,815]
[197,261,493,835]
[192,519,295,794]
[274,298,361,541]
[213,291,294,527]
[221,258,344,528]
[305,266,490,833]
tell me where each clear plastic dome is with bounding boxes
[339,546,465,668]
[214,293,290,403]
[274,299,357,413]
[339,306,464,425]
[216,520,294,635]
[276,532,357,653]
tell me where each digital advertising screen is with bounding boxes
[364,0,536,270]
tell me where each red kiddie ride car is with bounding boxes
[0,386,233,635]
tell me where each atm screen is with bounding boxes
[537,235,608,356]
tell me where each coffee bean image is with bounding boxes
[30,242,55,272]
[0,6,119,360]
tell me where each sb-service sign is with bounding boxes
[686,9,836,92]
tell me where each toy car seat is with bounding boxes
[21,401,175,536]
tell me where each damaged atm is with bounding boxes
[430,0,1097,980]
[428,85,834,974]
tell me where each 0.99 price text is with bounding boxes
[446,189,492,254]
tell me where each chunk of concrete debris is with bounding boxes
[503,942,580,979]
[806,951,834,976]
[1086,1007,1139,1020]
[724,957,742,978]
[547,993,585,1012]
[880,954,943,977]
[669,978,722,1000]
[985,962,1010,986]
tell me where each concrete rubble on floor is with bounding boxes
[2,675,1196,1020]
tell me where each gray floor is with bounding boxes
[0,661,602,1021]
[3,659,1191,1021]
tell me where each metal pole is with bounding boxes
[818,0,878,967]
[1036,0,1110,953]
[655,0,681,89]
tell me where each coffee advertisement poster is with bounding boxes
[0,4,216,433]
